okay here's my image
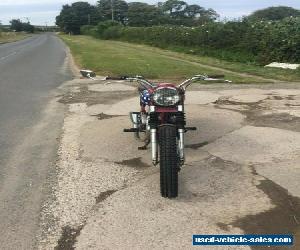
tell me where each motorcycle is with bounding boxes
[124,74,231,198]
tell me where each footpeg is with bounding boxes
[138,146,147,150]
[185,127,197,131]
[123,128,140,132]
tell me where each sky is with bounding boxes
[0,0,300,25]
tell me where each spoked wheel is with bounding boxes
[159,125,179,198]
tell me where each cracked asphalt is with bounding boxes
[38,78,300,250]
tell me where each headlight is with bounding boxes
[153,87,180,106]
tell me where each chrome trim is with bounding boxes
[178,128,185,164]
[153,87,180,107]
[130,112,140,129]
[150,105,155,112]
[151,129,158,165]
[126,77,155,88]
[146,115,150,131]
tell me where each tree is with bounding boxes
[56,2,100,34]
[127,2,165,26]
[248,6,300,21]
[184,5,219,24]
[97,0,128,24]
[185,4,204,18]
[10,19,35,33]
[161,0,188,19]
[198,8,219,23]
[22,22,35,33]
[159,0,219,25]
[10,19,23,32]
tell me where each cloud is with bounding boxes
[0,10,60,25]
[0,3,59,24]
[0,0,60,5]
[0,0,91,5]
[0,0,99,24]
[187,0,300,17]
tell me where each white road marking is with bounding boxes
[0,36,38,62]
[0,51,17,61]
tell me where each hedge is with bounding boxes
[81,17,300,65]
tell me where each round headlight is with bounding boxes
[153,87,180,106]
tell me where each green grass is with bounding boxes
[0,32,29,44]
[163,45,300,82]
[60,35,299,83]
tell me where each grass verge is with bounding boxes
[0,32,30,44]
[60,35,299,83]
[165,45,300,83]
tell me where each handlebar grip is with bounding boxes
[207,74,225,79]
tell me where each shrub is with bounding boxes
[81,17,300,64]
[80,25,97,36]
[102,26,123,39]
[96,20,121,36]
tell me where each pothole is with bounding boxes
[58,90,136,106]
[55,225,83,250]
[286,95,296,100]
[186,141,209,149]
[232,178,300,250]
[95,190,117,203]
[214,96,300,132]
[116,157,151,169]
[214,98,264,108]
[270,95,296,101]
[271,95,284,100]
[246,112,300,132]
[216,222,230,232]
[93,113,121,120]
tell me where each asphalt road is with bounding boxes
[39,79,300,249]
[0,33,71,249]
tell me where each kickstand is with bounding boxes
[138,139,150,150]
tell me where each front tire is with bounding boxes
[159,125,179,198]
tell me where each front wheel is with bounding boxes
[159,125,179,198]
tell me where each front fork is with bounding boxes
[178,128,185,164]
[126,106,191,167]
[150,105,185,166]
[151,128,158,165]
[177,105,185,165]
[150,105,159,165]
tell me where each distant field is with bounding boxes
[0,32,29,44]
[60,35,300,83]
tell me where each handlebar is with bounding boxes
[125,74,231,90]
[126,76,155,88]
[178,74,232,90]
[207,74,225,79]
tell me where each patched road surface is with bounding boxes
[39,79,300,250]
